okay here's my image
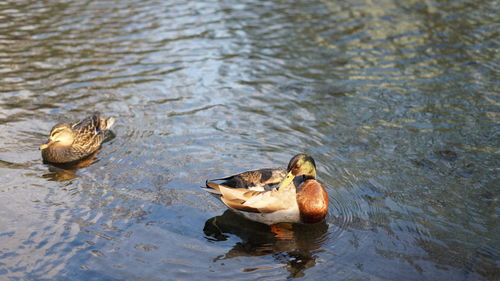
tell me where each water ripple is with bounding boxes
[0,0,498,280]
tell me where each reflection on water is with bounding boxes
[0,0,498,280]
[41,149,100,181]
[204,210,328,278]
[42,165,80,182]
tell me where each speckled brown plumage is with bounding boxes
[40,112,115,164]
[209,168,287,190]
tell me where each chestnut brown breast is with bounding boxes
[296,180,329,223]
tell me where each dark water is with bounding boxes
[0,0,498,280]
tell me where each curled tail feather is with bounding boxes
[104,117,115,130]
[93,111,115,131]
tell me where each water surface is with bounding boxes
[0,0,498,280]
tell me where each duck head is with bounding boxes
[39,123,74,150]
[278,154,317,189]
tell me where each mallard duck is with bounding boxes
[204,154,329,225]
[39,112,115,164]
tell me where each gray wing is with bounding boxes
[209,168,286,189]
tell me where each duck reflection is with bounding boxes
[204,210,328,278]
[41,149,100,181]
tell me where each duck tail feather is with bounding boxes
[203,181,223,195]
[104,117,115,130]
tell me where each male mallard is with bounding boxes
[39,112,115,164]
[204,154,329,225]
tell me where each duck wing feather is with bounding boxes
[209,168,286,189]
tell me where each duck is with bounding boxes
[204,154,329,225]
[39,112,115,164]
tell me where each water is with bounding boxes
[0,0,498,280]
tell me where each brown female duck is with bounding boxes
[39,112,115,164]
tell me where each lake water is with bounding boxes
[0,0,498,280]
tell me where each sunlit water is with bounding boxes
[0,0,498,280]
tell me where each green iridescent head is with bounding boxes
[278,154,317,189]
